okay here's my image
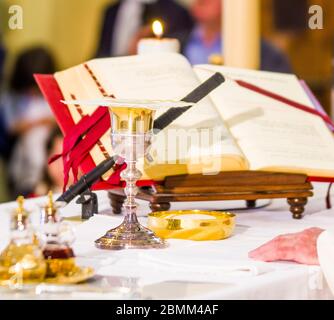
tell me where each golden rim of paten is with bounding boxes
[147,210,235,241]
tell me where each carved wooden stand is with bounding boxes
[108,171,313,219]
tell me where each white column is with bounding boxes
[223,0,261,69]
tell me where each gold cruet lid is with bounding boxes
[41,191,60,224]
[11,196,29,231]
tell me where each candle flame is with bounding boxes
[152,20,164,38]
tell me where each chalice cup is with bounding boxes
[95,106,167,250]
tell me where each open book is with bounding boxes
[47,53,334,181]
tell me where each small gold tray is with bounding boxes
[44,266,95,285]
[147,210,235,241]
[0,266,94,287]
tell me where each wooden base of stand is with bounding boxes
[108,171,313,219]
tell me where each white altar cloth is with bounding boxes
[0,182,333,300]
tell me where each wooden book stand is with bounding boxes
[108,171,313,219]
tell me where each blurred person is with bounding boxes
[1,47,56,197]
[249,227,334,295]
[32,128,74,197]
[96,0,194,57]
[0,41,4,81]
[183,0,292,73]
[0,39,10,158]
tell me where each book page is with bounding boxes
[54,53,247,179]
[194,65,334,177]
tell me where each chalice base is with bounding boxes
[95,221,167,250]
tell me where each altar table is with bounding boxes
[0,183,333,300]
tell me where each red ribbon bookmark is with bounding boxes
[49,107,111,191]
[235,79,334,132]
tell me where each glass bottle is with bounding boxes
[39,191,76,278]
[0,196,46,287]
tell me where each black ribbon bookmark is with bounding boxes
[153,72,225,131]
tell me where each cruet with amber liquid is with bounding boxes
[39,191,77,277]
[0,196,46,286]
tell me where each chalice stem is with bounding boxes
[123,160,141,224]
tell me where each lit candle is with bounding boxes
[137,20,180,55]
[223,0,260,69]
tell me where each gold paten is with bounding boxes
[0,266,94,287]
[44,266,94,285]
[147,210,235,241]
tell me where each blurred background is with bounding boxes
[0,0,333,202]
